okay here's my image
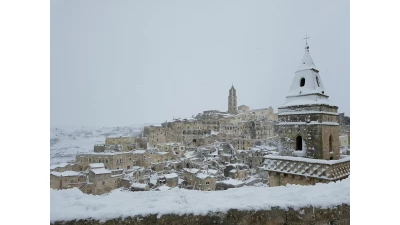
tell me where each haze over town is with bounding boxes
[50,0,349,127]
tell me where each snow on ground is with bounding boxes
[50,125,148,165]
[217,178,244,186]
[51,177,350,222]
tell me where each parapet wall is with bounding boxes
[51,204,350,225]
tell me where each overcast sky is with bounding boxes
[51,0,349,127]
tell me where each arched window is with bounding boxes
[296,136,302,150]
[300,78,305,87]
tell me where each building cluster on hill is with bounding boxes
[50,43,350,195]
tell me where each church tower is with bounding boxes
[277,42,340,160]
[228,85,237,114]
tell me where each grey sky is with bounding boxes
[51,0,349,127]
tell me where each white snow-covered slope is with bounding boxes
[50,125,153,165]
[50,177,350,222]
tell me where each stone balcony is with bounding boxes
[262,155,350,186]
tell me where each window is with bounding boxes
[105,159,108,164]
[296,136,302,150]
[300,78,305,87]
[98,159,101,163]
[206,181,209,185]
[102,181,105,185]
[316,76,320,87]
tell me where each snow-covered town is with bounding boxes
[50,43,350,222]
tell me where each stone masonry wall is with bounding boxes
[51,204,350,225]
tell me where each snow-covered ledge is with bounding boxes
[50,177,349,223]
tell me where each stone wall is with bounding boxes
[51,204,349,225]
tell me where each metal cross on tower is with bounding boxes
[304,35,310,45]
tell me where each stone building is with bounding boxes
[231,138,253,150]
[228,85,238,114]
[224,163,249,179]
[132,150,151,168]
[238,105,249,112]
[76,151,136,170]
[129,183,150,191]
[84,165,122,195]
[157,143,186,157]
[50,171,86,190]
[145,87,278,147]
[263,42,350,187]
[276,43,340,160]
[248,120,277,140]
[183,168,217,191]
[158,173,179,188]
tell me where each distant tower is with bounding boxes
[277,42,340,160]
[228,85,237,114]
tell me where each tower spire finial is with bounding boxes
[303,35,310,51]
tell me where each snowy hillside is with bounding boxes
[50,125,152,165]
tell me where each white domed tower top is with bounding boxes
[282,43,330,107]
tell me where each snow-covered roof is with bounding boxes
[183,168,199,174]
[263,155,350,165]
[50,177,350,222]
[78,152,130,156]
[89,163,105,169]
[50,163,70,170]
[207,169,218,175]
[277,121,339,126]
[196,173,212,179]
[156,185,171,191]
[130,183,148,189]
[156,152,169,155]
[51,171,81,177]
[281,44,333,108]
[184,151,196,158]
[164,173,178,179]
[133,150,146,154]
[217,178,244,186]
[278,111,338,116]
[90,168,111,175]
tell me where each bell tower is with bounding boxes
[277,42,340,160]
[228,85,237,114]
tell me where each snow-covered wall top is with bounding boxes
[50,177,350,222]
